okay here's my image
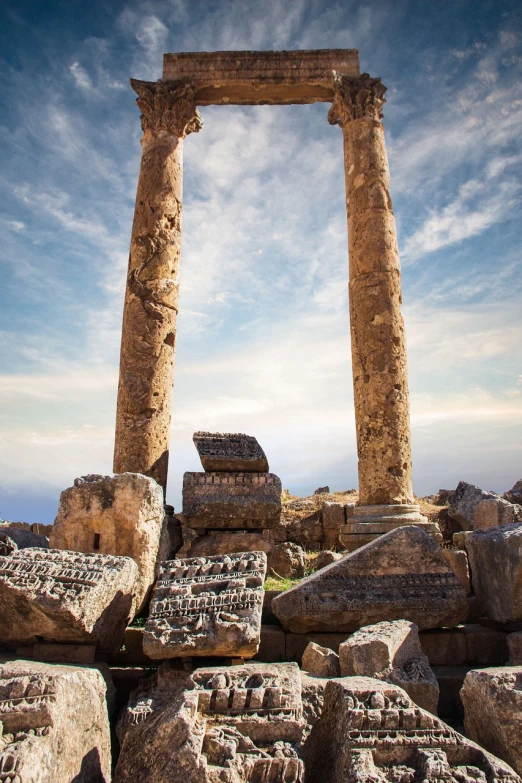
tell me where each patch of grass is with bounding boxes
[264,576,299,592]
[129,616,147,627]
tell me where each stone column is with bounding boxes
[113,79,203,493]
[328,74,436,550]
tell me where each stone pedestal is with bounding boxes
[340,504,440,551]
[113,80,202,493]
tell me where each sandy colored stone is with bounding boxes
[273,526,467,633]
[419,628,467,666]
[443,548,471,595]
[312,550,343,570]
[322,502,345,530]
[504,479,522,505]
[183,471,282,529]
[193,431,269,472]
[303,676,521,783]
[339,620,439,713]
[0,548,138,651]
[462,667,522,775]
[114,661,304,782]
[0,656,111,782]
[32,643,96,664]
[50,472,166,612]
[302,642,340,677]
[466,523,522,623]
[474,497,522,530]
[268,542,306,578]
[448,481,511,530]
[143,552,266,659]
[186,530,274,558]
[114,80,202,491]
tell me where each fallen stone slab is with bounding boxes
[50,472,167,612]
[303,676,521,783]
[448,481,520,530]
[0,524,49,556]
[114,661,304,783]
[193,431,269,472]
[462,667,522,776]
[466,523,522,623]
[302,642,340,677]
[0,548,138,651]
[272,526,467,633]
[339,619,439,713]
[143,552,266,659]
[0,656,111,782]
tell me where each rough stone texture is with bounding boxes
[0,524,49,556]
[32,643,96,664]
[183,471,282,529]
[0,548,138,651]
[462,667,522,776]
[466,523,522,623]
[443,549,471,595]
[113,80,203,491]
[268,542,306,578]
[504,480,522,505]
[474,498,522,530]
[114,661,304,782]
[328,74,415,510]
[419,629,468,667]
[302,642,341,677]
[193,432,269,473]
[273,526,467,633]
[322,502,345,529]
[303,676,521,783]
[0,656,111,782]
[254,625,286,663]
[340,505,439,551]
[448,481,506,530]
[338,620,439,713]
[143,552,266,659]
[185,530,274,559]
[463,625,508,666]
[50,472,166,612]
[312,550,343,571]
[508,632,522,664]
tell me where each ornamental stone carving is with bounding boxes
[328,73,387,127]
[130,79,203,139]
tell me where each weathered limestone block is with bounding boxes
[143,552,266,659]
[114,661,304,783]
[193,431,269,472]
[0,657,111,782]
[0,548,138,651]
[448,481,516,530]
[339,620,439,713]
[462,667,522,776]
[474,498,522,530]
[302,642,340,677]
[312,550,343,571]
[443,548,471,595]
[504,479,522,505]
[0,524,49,556]
[303,676,521,783]
[322,502,345,529]
[268,542,306,578]
[466,524,522,623]
[508,632,522,664]
[50,472,166,611]
[185,530,274,559]
[183,471,282,529]
[273,526,467,633]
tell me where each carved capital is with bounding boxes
[130,79,203,139]
[328,73,387,128]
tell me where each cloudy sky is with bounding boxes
[1,0,521,523]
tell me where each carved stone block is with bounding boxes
[0,548,138,651]
[273,526,467,633]
[0,657,111,782]
[466,524,522,622]
[193,432,269,472]
[183,472,282,529]
[114,661,304,783]
[143,552,267,659]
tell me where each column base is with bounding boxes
[339,503,442,552]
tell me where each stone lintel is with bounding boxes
[162,49,360,105]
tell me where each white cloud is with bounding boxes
[69,62,93,91]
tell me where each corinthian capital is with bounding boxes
[328,73,387,128]
[130,79,203,138]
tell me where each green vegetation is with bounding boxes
[264,576,299,592]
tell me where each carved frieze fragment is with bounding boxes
[193,432,269,473]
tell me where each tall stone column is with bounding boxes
[328,74,437,551]
[114,79,203,494]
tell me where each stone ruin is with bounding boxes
[3,47,522,781]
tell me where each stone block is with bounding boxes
[254,625,286,663]
[50,472,166,612]
[302,675,519,783]
[143,552,266,659]
[302,642,340,677]
[466,524,522,623]
[0,656,111,782]
[273,526,467,633]
[268,542,305,578]
[193,431,268,472]
[448,481,504,530]
[462,667,522,775]
[508,632,522,664]
[0,548,138,651]
[504,479,522,505]
[311,550,343,571]
[322,502,345,530]
[443,548,471,595]
[285,632,349,663]
[106,626,150,665]
[114,661,304,783]
[463,624,509,665]
[419,628,467,666]
[33,643,96,664]
[452,530,473,549]
[432,665,471,718]
[183,472,282,529]
[474,498,522,530]
[0,524,49,556]
[466,594,486,622]
[187,530,274,558]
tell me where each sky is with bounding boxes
[0,0,521,524]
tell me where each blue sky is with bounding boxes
[1,0,521,523]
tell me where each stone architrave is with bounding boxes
[193,432,269,472]
[0,548,138,651]
[462,667,522,776]
[114,661,304,783]
[272,526,467,633]
[339,620,439,713]
[328,74,429,544]
[143,552,267,659]
[50,472,166,612]
[182,472,282,529]
[466,524,522,623]
[113,79,203,492]
[302,676,521,783]
[0,657,111,782]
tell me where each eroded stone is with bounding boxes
[193,432,269,472]
[268,543,306,579]
[466,524,522,623]
[302,642,340,678]
[0,525,49,556]
[183,472,282,529]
